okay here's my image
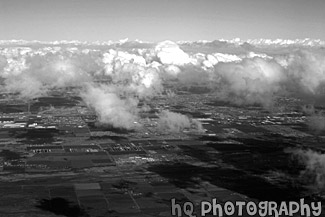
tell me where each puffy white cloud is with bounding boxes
[155,40,191,65]
[286,50,325,94]
[80,84,139,129]
[1,49,102,98]
[164,65,181,76]
[102,52,163,98]
[213,57,286,107]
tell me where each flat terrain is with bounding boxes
[0,92,324,217]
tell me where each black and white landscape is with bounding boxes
[0,0,325,216]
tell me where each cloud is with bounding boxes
[155,40,191,65]
[212,57,286,108]
[286,50,325,95]
[102,50,163,98]
[287,148,325,193]
[0,45,166,128]
[157,110,204,133]
[1,40,325,128]
[5,74,44,99]
[80,84,139,130]
[0,49,103,99]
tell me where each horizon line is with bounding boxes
[0,38,324,46]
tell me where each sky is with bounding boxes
[0,0,324,42]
